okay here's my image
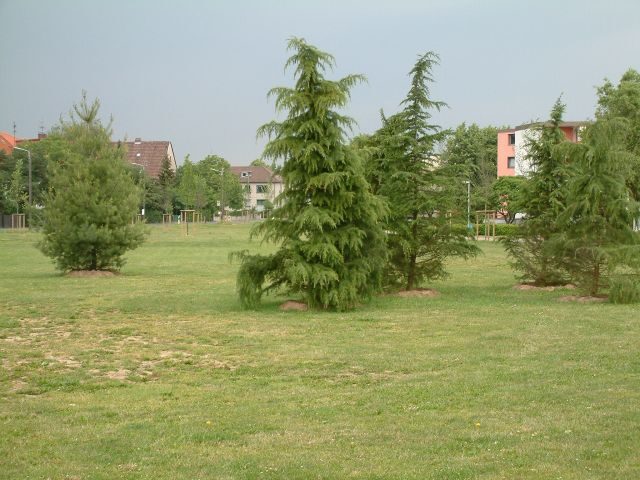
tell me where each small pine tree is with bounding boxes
[552,119,640,296]
[502,98,570,285]
[157,156,175,214]
[234,38,387,310]
[365,53,478,290]
[39,93,147,272]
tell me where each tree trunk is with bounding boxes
[591,262,600,297]
[406,254,417,291]
[91,248,98,271]
[406,211,419,290]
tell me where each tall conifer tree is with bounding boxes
[553,119,640,296]
[502,99,570,285]
[365,53,478,290]
[235,38,387,310]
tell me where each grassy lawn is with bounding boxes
[1,223,638,479]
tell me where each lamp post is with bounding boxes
[211,166,225,222]
[464,180,471,231]
[131,162,146,218]
[243,170,252,220]
[13,146,32,226]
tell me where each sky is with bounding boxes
[1,0,639,166]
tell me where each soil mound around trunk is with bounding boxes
[395,288,440,298]
[280,300,308,311]
[514,283,576,291]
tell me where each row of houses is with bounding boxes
[1,132,284,212]
[3,119,589,213]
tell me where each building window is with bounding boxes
[508,133,515,145]
[256,184,269,194]
[257,199,266,206]
[507,156,515,169]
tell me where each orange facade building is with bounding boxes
[497,122,586,177]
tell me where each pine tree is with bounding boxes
[365,53,478,290]
[38,93,147,272]
[502,98,570,285]
[234,38,387,310]
[157,155,175,214]
[552,119,640,296]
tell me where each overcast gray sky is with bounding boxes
[1,0,639,165]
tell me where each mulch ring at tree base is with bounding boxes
[558,295,608,303]
[280,300,309,311]
[513,283,576,292]
[395,288,440,298]
[66,270,118,278]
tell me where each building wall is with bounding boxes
[166,143,178,172]
[498,124,583,178]
[496,130,516,177]
[244,182,284,210]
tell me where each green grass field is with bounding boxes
[1,224,638,479]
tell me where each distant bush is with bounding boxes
[474,223,520,237]
[609,275,640,304]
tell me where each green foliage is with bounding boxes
[492,176,526,224]
[176,158,199,209]
[38,93,147,271]
[609,274,640,304]
[552,119,640,296]
[6,157,27,214]
[363,53,478,290]
[250,158,268,167]
[440,123,501,211]
[157,156,175,214]
[235,38,387,310]
[596,68,640,202]
[502,98,570,286]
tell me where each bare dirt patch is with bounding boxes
[10,380,28,392]
[514,284,576,291]
[67,270,117,278]
[280,300,308,311]
[395,288,440,298]
[558,295,608,303]
[46,354,81,369]
[105,369,130,380]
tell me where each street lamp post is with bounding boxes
[212,167,225,222]
[242,171,252,220]
[13,146,32,226]
[464,180,471,231]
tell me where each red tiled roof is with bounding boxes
[118,139,176,178]
[229,165,282,184]
[0,132,17,154]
